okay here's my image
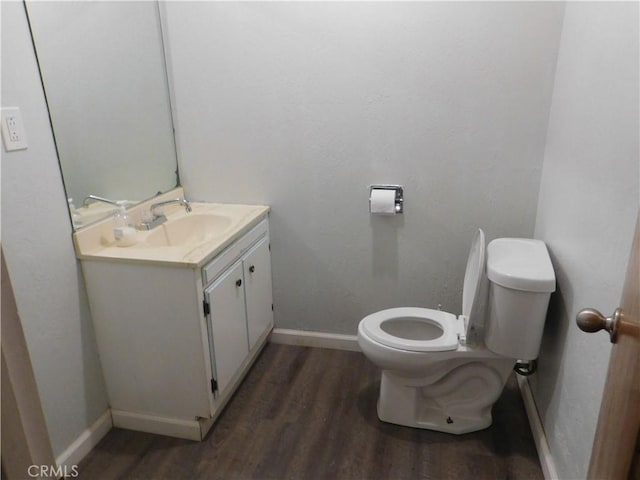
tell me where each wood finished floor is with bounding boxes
[78,344,543,480]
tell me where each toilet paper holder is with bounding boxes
[369,184,404,214]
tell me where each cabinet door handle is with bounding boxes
[236,279,242,287]
[249,265,255,273]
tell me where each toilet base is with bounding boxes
[377,398,492,434]
[376,359,513,434]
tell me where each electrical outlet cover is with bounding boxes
[1,107,28,151]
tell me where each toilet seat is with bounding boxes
[360,307,460,352]
[359,229,486,353]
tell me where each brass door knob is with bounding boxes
[576,307,621,343]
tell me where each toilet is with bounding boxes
[357,229,555,434]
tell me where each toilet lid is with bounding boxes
[360,307,459,352]
[461,229,486,329]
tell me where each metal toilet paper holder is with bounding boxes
[369,185,404,214]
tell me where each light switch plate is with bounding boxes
[1,107,28,151]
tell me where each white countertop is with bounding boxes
[74,191,269,268]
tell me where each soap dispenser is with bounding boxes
[113,206,137,247]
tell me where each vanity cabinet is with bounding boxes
[203,231,273,396]
[80,215,273,440]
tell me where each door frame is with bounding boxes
[1,249,56,478]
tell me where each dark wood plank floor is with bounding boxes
[78,343,543,480]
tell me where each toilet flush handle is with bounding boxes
[576,307,622,343]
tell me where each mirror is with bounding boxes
[25,1,179,229]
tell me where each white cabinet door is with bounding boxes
[205,260,249,395]
[243,237,274,350]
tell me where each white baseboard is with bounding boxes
[111,409,202,441]
[269,328,360,352]
[517,376,559,480]
[55,409,112,469]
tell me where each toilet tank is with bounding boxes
[484,238,555,360]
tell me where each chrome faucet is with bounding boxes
[150,198,192,216]
[83,194,120,207]
[137,198,191,231]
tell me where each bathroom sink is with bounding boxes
[73,193,270,265]
[144,213,233,247]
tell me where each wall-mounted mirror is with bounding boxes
[25,1,179,229]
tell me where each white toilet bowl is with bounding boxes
[358,310,514,433]
[357,229,555,434]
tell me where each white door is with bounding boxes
[243,237,274,350]
[205,260,249,395]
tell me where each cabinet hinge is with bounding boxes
[268,243,271,252]
[271,303,274,311]
[211,378,218,394]
[203,300,210,316]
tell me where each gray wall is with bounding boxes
[163,2,565,334]
[531,3,639,479]
[1,2,109,457]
